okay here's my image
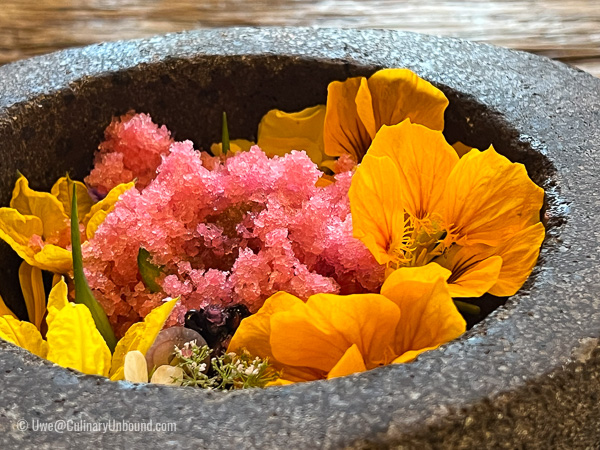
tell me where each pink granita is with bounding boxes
[83,117,384,337]
[85,111,173,196]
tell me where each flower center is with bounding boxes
[387,213,447,272]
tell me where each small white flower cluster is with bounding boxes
[173,341,278,390]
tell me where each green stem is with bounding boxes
[222,111,230,154]
[70,182,117,351]
[454,300,481,316]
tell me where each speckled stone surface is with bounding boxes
[0,28,599,449]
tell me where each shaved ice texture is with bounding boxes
[85,111,173,196]
[83,114,384,337]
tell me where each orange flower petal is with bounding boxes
[349,154,406,265]
[257,105,329,165]
[452,141,473,158]
[227,292,321,382]
[366,121,458,219]
[392,344,440,364]
[381,264,465,357]
[323,77,371,161]
[443,146,544,247]
[433,243,503,298]
[327,343,367,379]
[270,293,400,372]
[227,291,304,361]
[356,68,448,138]
[488,222,545,296]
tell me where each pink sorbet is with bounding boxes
[83,116,384,337]
[85,111,173,196]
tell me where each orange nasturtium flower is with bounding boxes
[227,264,466,384]
[349,119,545,298]
[255,68,448,171]
[0,174,133,274]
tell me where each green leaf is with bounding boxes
[222,111,230,154]
[454,300,481,316]
[70,181,117,352]
[137,248,163,294]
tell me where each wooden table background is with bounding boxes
[1,0,599,77]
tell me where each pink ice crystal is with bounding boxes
[85,111,173,196]
[83,114,384,336]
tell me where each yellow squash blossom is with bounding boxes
[0,175,133,273]
[0,260,58,329]
[227,264,465,384]
[0,277,177,377]
[349,119,545,298]
[254,68,448,171]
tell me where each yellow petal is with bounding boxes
[381,264,465,358]
[33,244,72,274]
[109,297,178,381]
[124,350,149,383]
[85,210,108,240]
[443,146,544,247]
[0,207,42,245]
[488,222,546,297]
[324,77,372,161]
[326,343,367,379]
[452,141,473,158]
[46,301,112,376]
[18,261,46,330]
[270,293,400,372]
[356,68,449,139]
[349,154,406,265]
[366,121,458,219]
[258,105,330,165]
[46,277,69,330]
[0,290,18,319]
[11,175,67,238]
[150,364,184,385]
[0,315,48,358]
[210,139,255,156]
[51,177,94,219]
[0,208,70,272]
[82,181,135,226]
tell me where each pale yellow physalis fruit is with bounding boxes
[124,350,149,383]
[150,365,184,386]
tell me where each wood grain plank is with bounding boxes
[0,0,598,76]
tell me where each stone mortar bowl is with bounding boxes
[0,28,599,449]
